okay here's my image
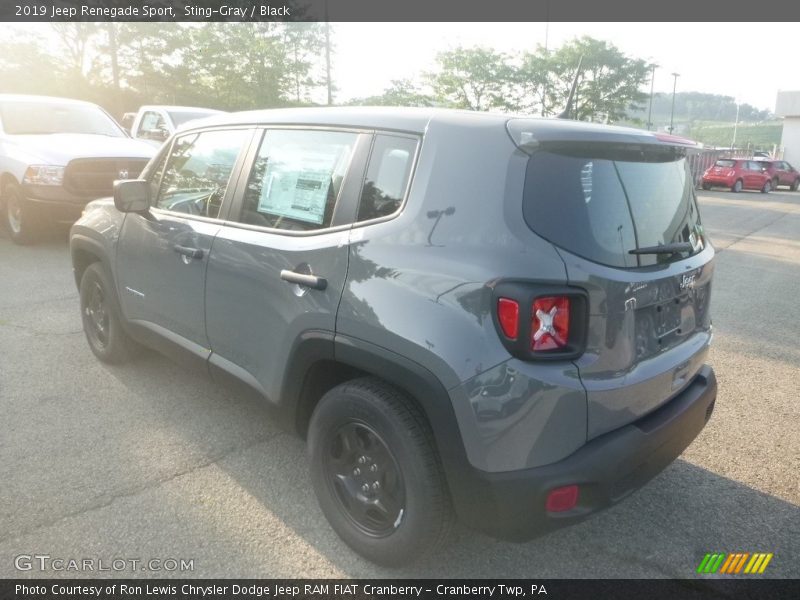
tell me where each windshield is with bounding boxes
[523,144,704,268]
[167,110,218,127]
[0,101,124,136]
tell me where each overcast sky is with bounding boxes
[333,22,798,112]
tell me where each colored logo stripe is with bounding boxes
[697,553,773,574]
[745,553,774,574]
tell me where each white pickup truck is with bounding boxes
[126,105,223,145]
[0,94,156,244]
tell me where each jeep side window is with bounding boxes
[155,129,249,219]
[146,150,169,200]
[237,129,358,231]
[357,135,417,222]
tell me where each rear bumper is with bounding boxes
[452,365,717,541]
[702,176,734,187]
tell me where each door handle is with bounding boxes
[280,269,327,290]
[173,245,204,260]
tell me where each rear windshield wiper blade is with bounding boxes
[629,242,694,255]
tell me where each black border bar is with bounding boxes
[3,0,800,22]
[3,579,800,600]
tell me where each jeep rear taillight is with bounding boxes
[497,298,519,340]
[490,282,588,361]
[531,296,570,351]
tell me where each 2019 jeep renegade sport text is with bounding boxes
[69,107,717,566]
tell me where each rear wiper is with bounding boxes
[629,242,694,255]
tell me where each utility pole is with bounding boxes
[541,1,550,116]
[732,101,740,149]
[669,72,680,134]
[324,0,332,106]
[647,63,657,131]
[106,23,121,116]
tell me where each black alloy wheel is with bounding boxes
[324,421,406,537]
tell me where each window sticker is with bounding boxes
[256,146,343,225]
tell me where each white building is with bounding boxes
[776,91,800,163]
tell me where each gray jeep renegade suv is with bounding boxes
[70,107,717,566]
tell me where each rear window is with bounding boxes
[357,134,417,222]
[168,110,218,127]
[523,145,704,268]
[714,159,736,168]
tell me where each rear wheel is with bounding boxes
[2,182,42,244]
[773,177,780,190]
[79,262,141,364]
[308,377,453,566]
[732,179,743,193]
[761,180,772,194]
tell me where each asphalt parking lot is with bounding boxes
[1,189,798,579]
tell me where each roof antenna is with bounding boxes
[556,55,584,120]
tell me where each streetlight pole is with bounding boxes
[647,63,657,131]
[669,72,680,134]
[732,101,740,149]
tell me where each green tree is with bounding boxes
[539,37,650,121]
[427,47,517,111]
[347,79,435,107]
[282,23,327,105]
[0,33,67,96]
[512,47,553,115]
[19,22,331,115]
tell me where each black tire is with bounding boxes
[308,377,453,566]
[2,182,42,245]
[701,182,712,191]
[772,177,780,191]
[761,180,772,194]
[79,262,141,364]
[791,178,800,192]
[731,179,743,193]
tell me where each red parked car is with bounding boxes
[701,159,772,193]
[754,158,800,191]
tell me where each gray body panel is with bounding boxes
[205,224,350,404]
[560,245,715,439]
[70,107,716,479]
[337,114,588,472]
[116,211,219,350]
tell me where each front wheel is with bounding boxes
[791,178,799,192]
[308,378,453,566]
[79,262,141,364]
[701,182,712,191]
[772,177,780,191]
[732,179,743,193]
[761,180,772,194]
[2,182,42,244]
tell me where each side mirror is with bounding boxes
[142,128,169,141]
[114,179,150,213]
